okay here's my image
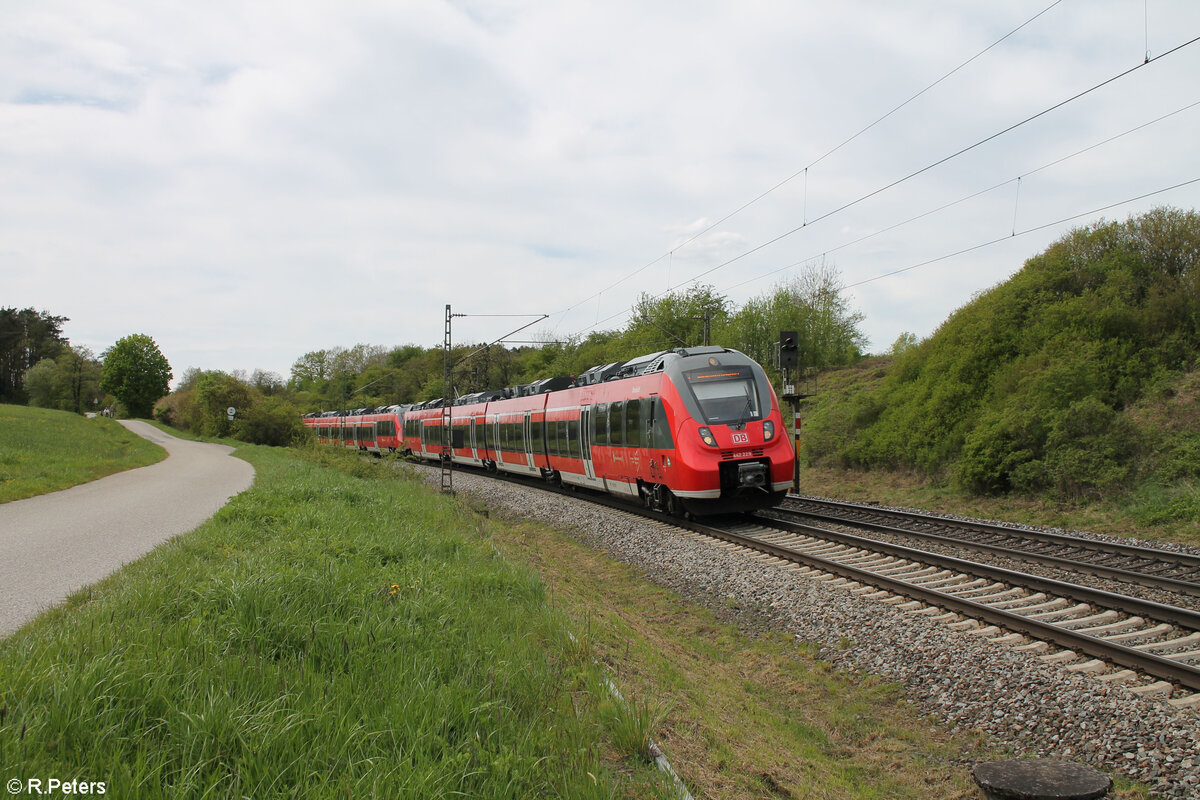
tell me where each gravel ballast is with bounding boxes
[414,466,1200,799]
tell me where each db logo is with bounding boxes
[731,432,750,445]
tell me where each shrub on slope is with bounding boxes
[808,206,1200,499]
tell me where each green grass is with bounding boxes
[0,404,166,503]
[0,443,674,798]
[487,506,998,800]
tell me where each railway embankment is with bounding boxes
[418,463,1198,800]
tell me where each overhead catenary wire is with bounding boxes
[841,176,1200,292]
[570,173,1200,342]
[560,33,1200,340]
[551,0,1067,321]
[722,96,1200,294]
[667,34,1200,292]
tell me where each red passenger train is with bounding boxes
[302,346,794,515]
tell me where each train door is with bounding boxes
[523,412,534,469]
[646,396,663,483]
[579,406,596,481]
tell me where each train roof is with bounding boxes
[307,346,748,418]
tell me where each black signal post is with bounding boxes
[778,330,809,494]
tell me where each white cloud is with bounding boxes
[2,0,1199,383]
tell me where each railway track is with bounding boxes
[548,487,1200,705]
[780,496,1200,600]
[426,463,1200,706]
[694,512,1200,704]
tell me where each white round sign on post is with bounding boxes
[227,406,236,420]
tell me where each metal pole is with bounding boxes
[442,304,453,494]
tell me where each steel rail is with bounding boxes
[789,496,1200,573]
[686,516,1200,694]
[753,513,1200,630]
[769,504,1200,599]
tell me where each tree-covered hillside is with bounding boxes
[154,262,868,446]
[804,207,1199,516]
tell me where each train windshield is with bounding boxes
[683,367,762,424]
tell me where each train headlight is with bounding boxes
[698,427,717,447]
[763,420,775,442]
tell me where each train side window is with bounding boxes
[546,419,558,457]
[650,398,674,449]
[530,416,543,454]
[625,400,643,448]
[592,403,608,446]
[608,402,624,447]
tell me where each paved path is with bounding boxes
[0,421,255,636]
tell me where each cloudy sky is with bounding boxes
[3,1,1199,384]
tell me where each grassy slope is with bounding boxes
[0,444,675,798]
[0,404,166,503]
[798,363,1200,548]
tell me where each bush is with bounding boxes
[156,371,312,448]
[803,206,1200,500]
[234,397,312,447]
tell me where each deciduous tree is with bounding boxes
[24,346,104,413]
[100,334,172,418]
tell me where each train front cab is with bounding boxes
[661,348,793,515]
